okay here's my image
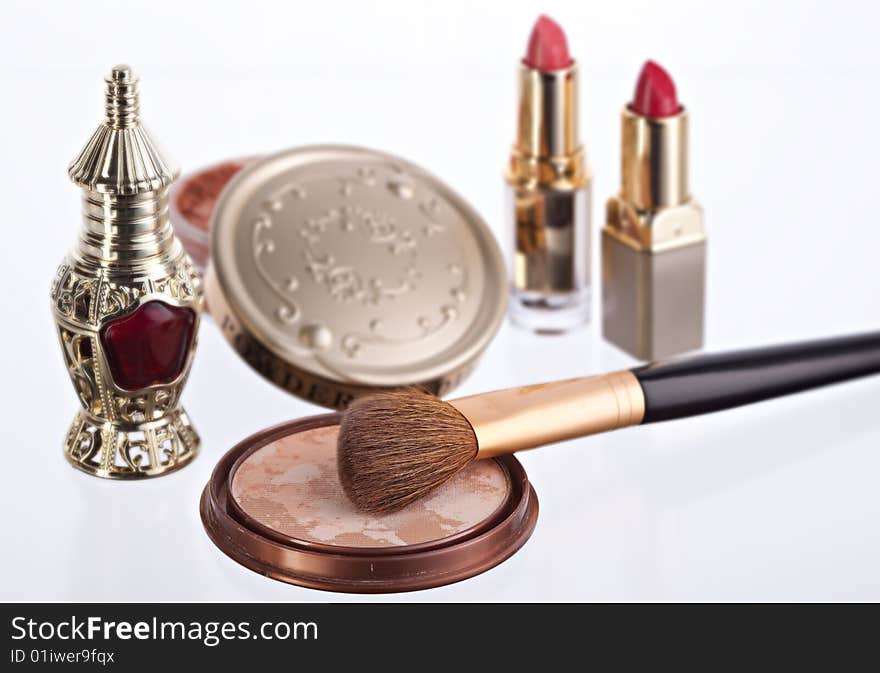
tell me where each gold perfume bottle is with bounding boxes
[51,65,203,479]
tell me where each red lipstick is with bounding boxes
[602,60,706,360]
[506,16,591,333]
[524,14,572,71]
[630,60,680,118]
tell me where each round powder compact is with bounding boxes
[169,158,256,272]
[200,413,538,593]
[204,145,507,408]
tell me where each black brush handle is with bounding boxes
[632,332,880,423]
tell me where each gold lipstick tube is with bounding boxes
[506,61,591,333]
[602,106,706,359]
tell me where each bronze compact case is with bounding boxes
[200,413,539,593]
[204,145,507,408]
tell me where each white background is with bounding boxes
[1,0,879,601]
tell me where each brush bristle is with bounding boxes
[337,389,479,513]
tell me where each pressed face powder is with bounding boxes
[201,414,538,593]
[231,425,509,548]
[169,158,254,271]
[174,161,248,233]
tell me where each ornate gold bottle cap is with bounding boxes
[205,145,506,408]
[69,65,179,195]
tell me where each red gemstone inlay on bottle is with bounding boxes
[100,300,196,391]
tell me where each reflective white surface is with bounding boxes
[1,0,879,601]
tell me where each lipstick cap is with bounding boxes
[602,197,706,360]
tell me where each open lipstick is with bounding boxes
[602,60,706,360]
[507,15,591,333]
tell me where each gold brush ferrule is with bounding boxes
[449,371,645,459]
[602,106,706,360]
[506,62,592,331]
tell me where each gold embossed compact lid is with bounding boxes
[205,146,506,408]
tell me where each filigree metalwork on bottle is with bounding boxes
[51,256,202,479]
[52,261,200,326]
[64,408,199,478]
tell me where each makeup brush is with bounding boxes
[338,332,880,513]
